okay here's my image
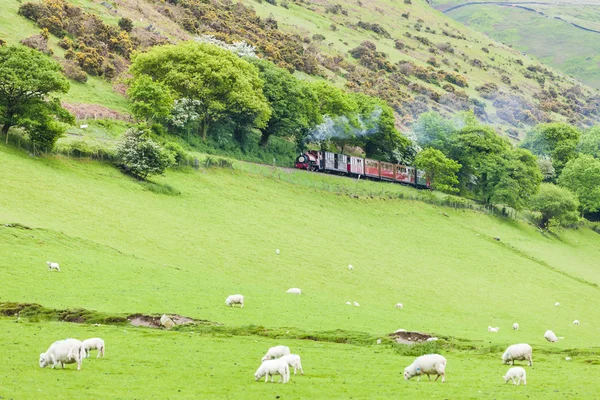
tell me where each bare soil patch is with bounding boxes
[389,331,433,344]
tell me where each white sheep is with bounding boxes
[395,329,407,333]
[225,294,244,308]
[254,359,289,383]
[403,354,447,383]
[544,330,560,342]
[160,314,175,329]
[262,345,290,362]
[286,288,302,295]
[47,261,60,272]
[573,320,580,325]
[488,326,499,332]
[395,303,403,309]
[502,343,533,366]
[345,301,352,305]
[426,337,439,342]
[82,338,105,358]
[353,301,360,307]
[555,302,560,307]
[280,354,304,375]
[276,249,280,255]
[39,339,85,371]
[503,366,527,385]
[565,357,572,361]
[513,323,519,331]
[348,264,353,270]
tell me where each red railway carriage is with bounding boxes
[380,162,395,181]
[364,158,380,178]
[396,165,415,184]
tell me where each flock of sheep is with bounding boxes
[42,257,579,388]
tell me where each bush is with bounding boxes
[60,59,87,83]
[118,17,134,32]
[20,34,52,55]
[164,141,189,164]
[116,127,175,179]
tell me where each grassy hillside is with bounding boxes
[1,145,600,397]
[431,0,600,89]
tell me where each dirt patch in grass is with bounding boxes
[127,313,202,328]
[389,331,434,344]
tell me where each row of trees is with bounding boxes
[411,112,600,227]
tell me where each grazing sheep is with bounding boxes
[345,301,352,305]
[426,337,439,342]
[286,288,302,295]
[395,329,407,333]
[348,264,353,270]
[353,301,360,307]
[280,354,304,375]
[262,345,290,362]
[544,330,560,342]
[565,357,572,361]
[503,366,527,385]
[376,339,382,344]
[555,302,560,307]
[395,303,403,309]
[488,326,499,332]
[403,354,447,383]
[254,359,289,383]
[160,314,175,329]
[573,320,580,325]
[513,323,519,331]
[225,294,244,308]
[47,261,60,272]
[276,249,280,255]
[502,344,533,366]
[82,338,105,358]
[39,339,85,371]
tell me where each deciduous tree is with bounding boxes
[414,148,461,193]
[529,183,579,228]
[558,154,600,216]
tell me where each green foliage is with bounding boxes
[310,81,357,117]
[558,154,600,215]
[490,148,542,210]
[130,41,271,140]
[248,58,321,146]
[115,127,175,179]
[577,126,600,159]
[163,141,189,165]
[127,75,173,123]
[529,183,579,228]
[414,148,461,193]
[521,123,581,174]
[412,111,457,153]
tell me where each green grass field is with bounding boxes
[1,144,599,398]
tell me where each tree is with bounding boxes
[577,126,600,159]
[310,81,357,117]
[118,17,134,33]
[412,111,456,153]
[537,156,555,182]
[529,183,579,228]
[116,127,175,180]
[20,97,74,152]
[414,148,461,193]
[249,58,321,147]
[490,148,542,210]
[521,123,580,175]
[129,42,271,140]
[0,45,70,142]
[558,154,600,216]
[127,75,173,123]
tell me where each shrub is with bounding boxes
[118,17,134,32]
[115,127,175,179]
[20,34,52,55]
[60,59,87,82]
[164,141,189,164]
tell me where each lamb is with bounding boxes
[82,338,105,358]
[395,303,403,309]
[502,344,533,366]
[286,288,302,295]
[345,301,352,305]
[403,354,447,383]
[503,366,527,385]
[555,302,560,307]
[513,323,519,331]
[573,320,580,325]
[254,358,289,383]
[225,294,244,308]
[348,264,353,270]
[280,354,304,375]
[276,249,280,255]
[39,339,85,371]
[488,326,499,332]
[353,301,360,307]
[262,345,290,362]
[47,261,60,272]
[160,314,175,329]
[544,330,560,342]
[426,337,439,342]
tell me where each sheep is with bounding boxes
[348,264,353,270]
[47,261,60,272]
[82,338,105,358]
[502,344,533,366]
[403,354,447,383]
[39,339,85,371]
[225,294,244,308]
[565,357,572,361]
[426,337,439,342]
[513,323,519,331]
[254,358,289,383]
[345,301,352,305]
[555,302,560,307]
[280,354,304,375]
[573,320,580,325]
[276,249,280,255]
[395,329,406,333]
[544,330,560,342]
[503,366,526,385]
[286,288,302,295]
[262,345,290,362]
[488,326,499,332]
[395,303,403,309]
[353,301,360,307]
[160,314,175,329]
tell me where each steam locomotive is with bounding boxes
[295,150,429,188]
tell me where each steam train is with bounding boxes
[295,150,430,188]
